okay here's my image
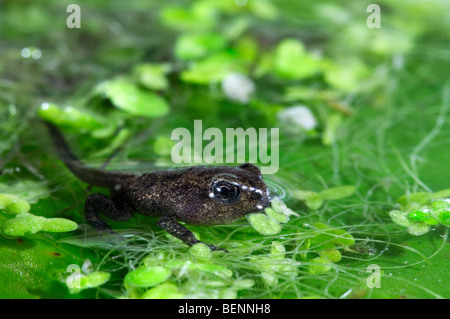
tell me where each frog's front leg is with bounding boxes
[157,215,228,252]
[84,193,134,233]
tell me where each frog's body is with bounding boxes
[44,122,271,251]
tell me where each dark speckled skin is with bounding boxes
[44,122,271,251]
[125,165,270,225]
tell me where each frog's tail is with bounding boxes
[43,121,133,188]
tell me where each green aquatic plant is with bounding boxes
[299,222,355,274]
[389,189,450,235]
[292,185,356,210]
[1,0,449,300]
[94,77,170,118]
[247,199,298,235]
[0,193,31,215]
[0,193,78,236]
[1,212,78,237]
[63,260,111,294]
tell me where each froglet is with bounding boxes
[44,122,271,251]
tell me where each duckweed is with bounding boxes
[124,266,171,288]
[0,193,30,215]
[389,193,450,235]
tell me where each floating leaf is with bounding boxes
[188,242,213,260]
[270,241,285,259]
[305,194,324,210]
[319,185,356,200]
[40,217,79,233]
[432,189,450,200]
[396,192,432,207]
[39,102,103,130]
[95,77,170,118]
[389,210,414,227]
[232,279,255,290]
[438,211,450,226]
[69,271,111,294]
[181,52,245,84]
[141,283,184,299]
[318,248,342,263]
[265,207,289,223]
[133,63,170,91]
[174,32,227,60]
[273,39,321,79]
[408,210,438,225]
[0,193,30,215]
[407,222,431,236]
[0,181,50,204]
[1,212,78,237]
[190,263,233,278]
[1,213,43,236]
[160,5,217,31]
[125,266,171,288]
[313,222,355,246]
[247,213,282,235]
[308,256,332,274]
[323,59,370,92]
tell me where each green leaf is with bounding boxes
[188,242,213,260]
[312,222,355,246]
[133,63,170,91]
[71,271,111,293]
[1,213,43,236]
[407,222,431,236]
[305,194,324,210]
[180,52,245,84]
[432,189,450,200]
[408,210,438,225]
[318,185,356,200]
[292,190,317,201]
[38,102,103,130]
[270,241,286,259]
[323,59,370,92]
[0,193,30,215]
[0,181,49,204]
[124,266,171,288]
[308,256,332,274]
[247,213,282,235]
[174,32,227,60]
[396,192,433,207]
[160,5,217,31]
[389,210,414,227]
[273,39,321,79]
[141,283,184,299]
[318,248,342,263]
[95,77,170,118]
[190,263,233,278]
[40,217,79,233]
[265,207,289,223]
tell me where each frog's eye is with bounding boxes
[210,180,241,204]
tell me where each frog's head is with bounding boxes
[172,163,271,225]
